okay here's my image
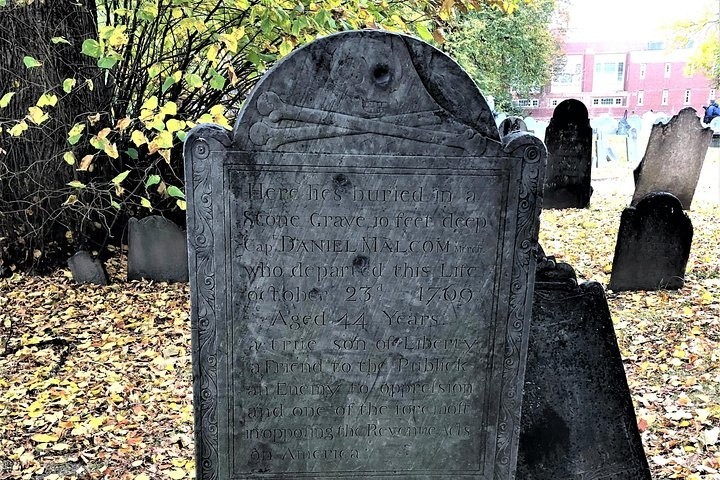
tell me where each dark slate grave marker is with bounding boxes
[127,216,188,283]
[543,99,593,208]
[609,192,693,291]
[499,116,528,138]
[68,251,108,285]
[632,107,712,209]
[517,252,651,479]
[184,30,546,479]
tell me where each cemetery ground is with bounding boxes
[0,155,718,480]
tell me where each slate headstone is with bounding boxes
[499,116,528,138]
[632,107,712,209]
[518,254,651,479]
[543,99,593,208]
[609,192,693,291]
[184,30,546,479]
[68,251,108,285]
[127,216,189,283]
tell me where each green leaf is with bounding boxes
[210,70,226,90]
[126,148,139,160]
[97,56,118,69]
[0,1,6,7]
[63,152,76,165]
[416,23,434,43]
[111,201,122,210]
[161,75,176,93]
[0,92,15,108]
[81,39,102,58]
[176,131,187,142]
[111,170,130,185]
[51,36,71,45]
[62,78,76,93]
[167,185,185,199]
[67,180,86,189]
[23,56,42,68]
[145,174,161,188]
[184,73,203,89]
[140,197,152,210]
[67,134,83,145]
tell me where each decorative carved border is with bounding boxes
[495,134,546,478]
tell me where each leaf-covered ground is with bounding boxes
[1,155,719,479]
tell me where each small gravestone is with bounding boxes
[518,253,651,479]
[184,30,546,479]
[68,251,108,285]
[127,216,188,282]
[609,192,693,291]
[543,99,593,208]
[499,116,528,138]
[632,107,712,209]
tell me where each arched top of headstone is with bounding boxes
[229,30,500,155]
[550,99,589,127]
[633,191,687,217]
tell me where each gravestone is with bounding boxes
[632,107,712,210]
[609,192,693,291]
[68,251,108,285]
[127,216,189,283]
[543,99,593,208]
[499,116,528,138]
[517,252,651,479]
[184,30,546,479]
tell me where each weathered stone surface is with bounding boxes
[517,254,651,479]
[184,30,546,479]
[543,99,593,208]
[68,251,108,285]
[609,192,693,291]
[499,116,528,138]
[127,216,188,283]
[632,107,712,209]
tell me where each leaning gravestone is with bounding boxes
[517,252,651,479]
[127,216,188,282]
[609,192,693,291]
[632,107,712,210]
[543,99,593,208]
[68,250,108,285]
[184,30,546,479]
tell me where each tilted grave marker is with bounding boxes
[609,192,693,291]
[517,252,651,479]
[543,99,593,209]
[632,107,712,209]
[184,30,545,479]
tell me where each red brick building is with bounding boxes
[519,40,718,120]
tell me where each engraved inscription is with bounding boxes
[229,163,507,476]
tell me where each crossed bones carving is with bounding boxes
[249,91,485,151]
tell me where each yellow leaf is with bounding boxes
[167,468,186,479]
[160,101,177,116]
[87,416,105,430]
[131,130,148,147]
[31,433,59,443]
[105,142,119,159]
[9,120,28,136]
[37,93,58,107]
[166,119,185,133]
[142,96,158,111]
[207,44,219,62]
[134,475,151,480]
[28,106,49,125]
[63,151,76,165]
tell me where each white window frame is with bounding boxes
[664,63,671,78]
[637,90,644,106]
[684,89,691,105]
[661,89,669,105]
[640,63,646,79]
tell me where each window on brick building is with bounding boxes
[662,89,669,105]
[640,64,646,79]
[711,89,716,100]
[637,91,644,106]
[684,90,691,104]
[664,63,671,78]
